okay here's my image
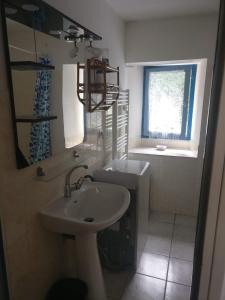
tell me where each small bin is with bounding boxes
[46,278,88,300]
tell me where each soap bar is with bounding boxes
[156,145,167,151]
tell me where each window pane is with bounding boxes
[148,70,185,136]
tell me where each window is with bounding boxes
[142,65,197,140]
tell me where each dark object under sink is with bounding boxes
[46,278,87,300]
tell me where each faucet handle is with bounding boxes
[73,150,79,158]
[71,182,78,188]
[77,177,85,189]
[74,175,93,189]
[84,175,94,181]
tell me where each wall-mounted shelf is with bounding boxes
[77,58,120,112]
[16,115,57,123]
[89,64,119,73]
[11,61,55,71]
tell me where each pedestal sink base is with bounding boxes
[75,233,107,300]
[40,182,130,300]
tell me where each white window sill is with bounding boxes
[129,147,198,158]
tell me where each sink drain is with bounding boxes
[84,217,94,223]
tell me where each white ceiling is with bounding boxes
[106,0,220,21]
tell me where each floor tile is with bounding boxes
[173,225,196,243]
[147,221,173,256]
[175,215,197,228]
[150,211,175,224]
[137,252,169,280]
[145,234,171,256]
[103,269,133,300]
[165,282,191,300]
[171,240,195,261]
[149,221,173,238]
[168,258,193,286]
[121,273,166,300]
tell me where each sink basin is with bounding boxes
[40,181,130,300]
[40,181,130,234]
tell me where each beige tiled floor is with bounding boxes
[122,274,166,300]
[104,212,196,300]
[165,282,191,300]
[149,211,175,224]
[137,252,169,280]
[175,215,197,228]
[171,240,195,261]
[168,258,193,286]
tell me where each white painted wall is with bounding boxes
[126,14,219,216]
[126,66,143,148]
[125,14,218,64]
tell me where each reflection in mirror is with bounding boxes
[62,64,84,148]
[3,0,102,169]
[6,17,85,166]
[4,17,89,167]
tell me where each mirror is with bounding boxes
[3,0,102,169]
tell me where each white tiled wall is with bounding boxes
[129,153,201,216]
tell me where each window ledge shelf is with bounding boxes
[129,147,198,158]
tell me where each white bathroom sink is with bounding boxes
[40,181,130,234]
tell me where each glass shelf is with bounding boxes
[11,61,55,71]
[16,115,57,123]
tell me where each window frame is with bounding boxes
[141,64,197,140]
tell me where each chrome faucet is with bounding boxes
[64,165,88,198]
